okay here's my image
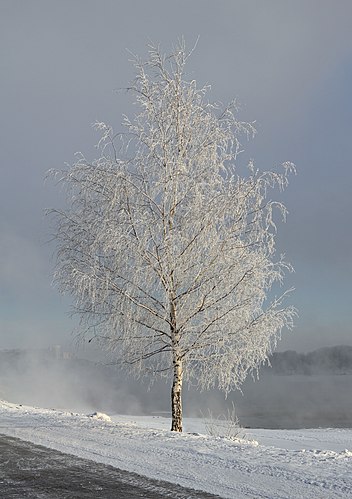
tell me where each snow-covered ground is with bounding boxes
[0,400,351,498]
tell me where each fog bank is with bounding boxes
[1,346,351,429]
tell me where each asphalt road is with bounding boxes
[0,434,220,498]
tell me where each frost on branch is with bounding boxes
[49,41,296,431]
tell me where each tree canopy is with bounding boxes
[50,42,296,431]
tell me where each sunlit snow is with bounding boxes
[0,400,351,498]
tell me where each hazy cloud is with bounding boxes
[1,0,351,353]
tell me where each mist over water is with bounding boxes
[0,346,351,429]
[233,374,352,429]
[0,348,145,415]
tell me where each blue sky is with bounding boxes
[1,0,351,353]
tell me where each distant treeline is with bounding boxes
[1,345,352,378]
[267,345,352,375]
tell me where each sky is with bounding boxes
[1,0,351,355]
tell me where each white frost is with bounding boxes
[49,42,296,432]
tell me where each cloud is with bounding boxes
[1,0,351,353]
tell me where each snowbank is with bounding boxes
[0,400,351,498]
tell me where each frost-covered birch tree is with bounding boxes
[50,42,296,432]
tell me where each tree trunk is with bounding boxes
[171,357,183,432]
